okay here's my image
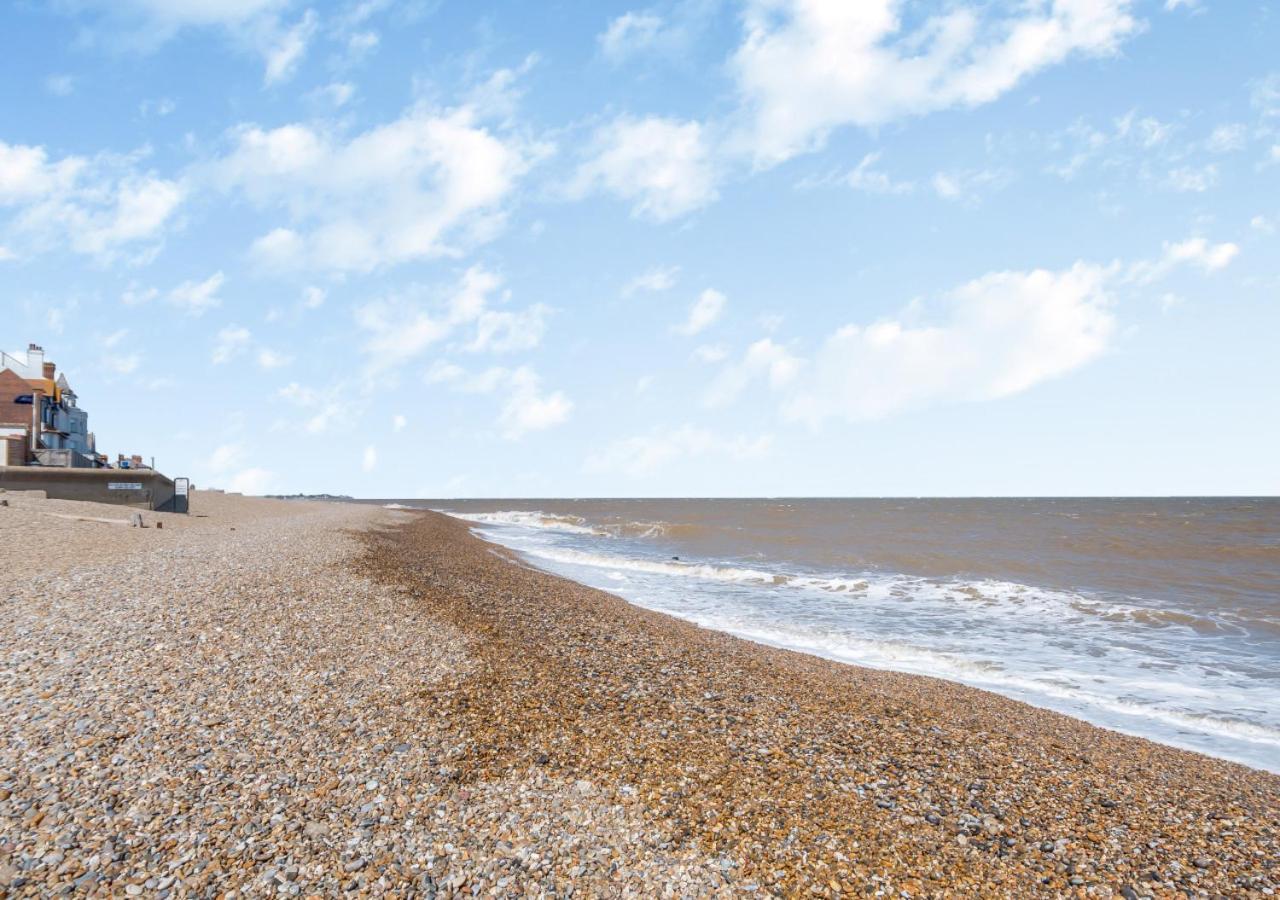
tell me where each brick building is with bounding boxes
[0,343,100,467]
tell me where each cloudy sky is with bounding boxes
[2,0,1277,497]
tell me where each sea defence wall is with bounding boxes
[0,466,179,511]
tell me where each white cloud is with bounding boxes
[427,363,572,439]
[1205,123,1247,154]
[843,152,914,194]
[575,116,719,221]
[705,338,803,406]
[214,104,537,271]
[693,343,729,364]
[675,288,726,336]
[362,444,377,472]
[206,442,276,491]
[250,227,306,268]
[1251,73,1280,118]
[1160,238,1240,272]
[0,245,15,262]
[807,266,1111,419]
[212,325,252,364]
[598,11,665,62]
[469,303,549,353]
[103,353,141,375]
[622,265,680,297]
[356,267,546,374]
[1164,164,1218,193]
[102,328,129,348]
[228,467,275,495]
[121,284,159,306]
[344,30,380,62]
[0,141,183,262]
[587,424,773,477]
[45,302,74,335]
[256,348,292,369]
[313,81,355,108]
[1251,215,1276,235]
[302,285,325,308]
[1164,0,1200,10]
[720,236,1225,426]
[932,168,1008,203]
[277,381,344,434]
[1127,237,1240,284]
[392,413,407,432]
[263,9,317,86]
[68,1,321,88]
[771,263,1117,424]
[168,271,225,315]
[103,0,287,28]
[208,442,247,473]
[45,74,74,96]
[139,97,176,117]
[732,0,1138,166]
[1049,112,1177,181]
[356,297,451,373]
[498,368,572,439]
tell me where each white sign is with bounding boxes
[108,482,143,490]
[175,478,189,497]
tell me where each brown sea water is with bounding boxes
[378,498,1280,771]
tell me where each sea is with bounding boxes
[377,498,1280,773]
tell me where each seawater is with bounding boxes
[380,498,1280,773]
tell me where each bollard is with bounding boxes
[130,512,144,528]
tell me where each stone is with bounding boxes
[0,494,1274,900]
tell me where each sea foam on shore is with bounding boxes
[426,498,1280,773]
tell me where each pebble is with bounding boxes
[1,494,1276,898]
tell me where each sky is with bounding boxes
[1,0,1278,498]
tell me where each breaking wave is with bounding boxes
[446,510,610,536]
[440,502,1280,771]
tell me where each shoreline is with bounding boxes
[2,494,1277,897]
[425,503,1280,776]
[360,509,1279,896]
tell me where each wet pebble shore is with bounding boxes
[2,495,1277,897]
[356,511,1280,898]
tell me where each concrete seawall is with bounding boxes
[0,466,178,511]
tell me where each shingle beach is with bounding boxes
[2,493,1277,897]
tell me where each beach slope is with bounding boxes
[1,495,1276,897]
[359,510,1280,897]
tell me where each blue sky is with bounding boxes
[2,0,1277,497]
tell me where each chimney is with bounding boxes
[26,344,44,372]
[43,362,56,379]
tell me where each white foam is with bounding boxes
[463,518,1280,771]
[445,509,609,536]
[648,615,1280,754]
[522,545,781,584]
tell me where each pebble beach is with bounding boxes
[2,493,1277,897]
